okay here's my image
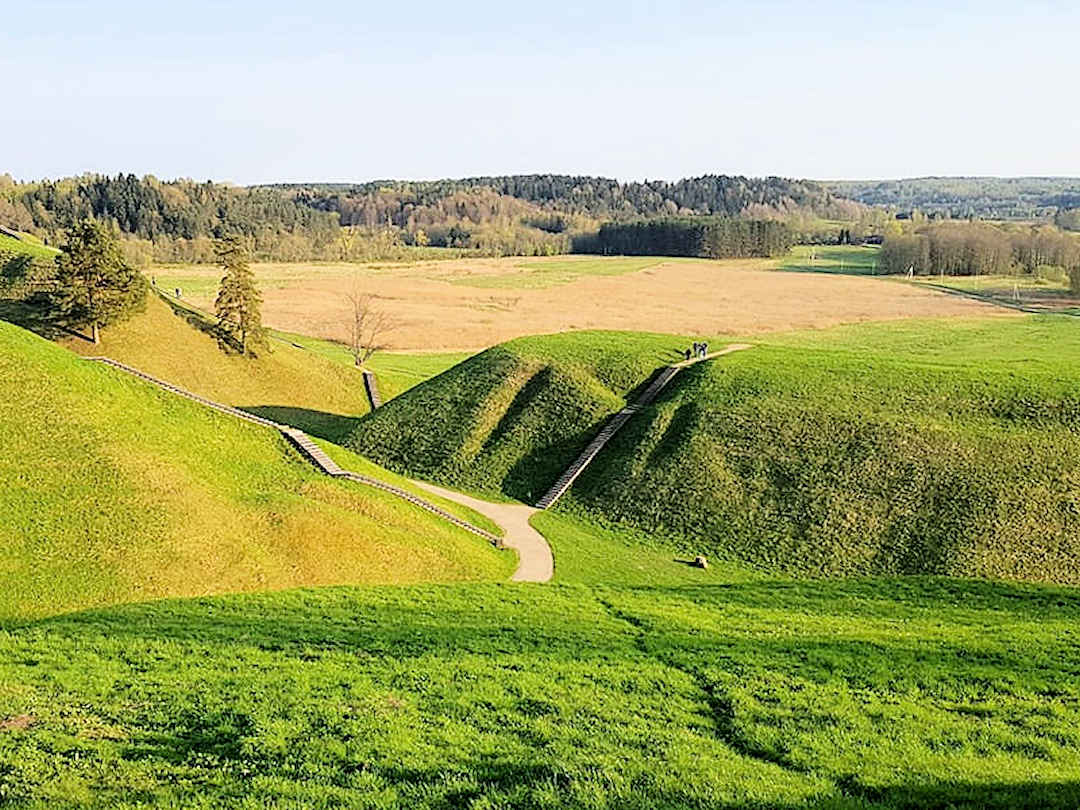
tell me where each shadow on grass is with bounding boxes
[0,296,89,341]
[238,405,364,444]
[158,292,246,354]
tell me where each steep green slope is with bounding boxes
[347,331,689,501]
[63,294,371,442]
[352,317,1080,583]
[566,337,1080,582]
[0,321,512,620]
[3,579,1080,808]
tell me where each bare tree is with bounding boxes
[344,288,396,367]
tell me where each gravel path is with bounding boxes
[412,482,554,583]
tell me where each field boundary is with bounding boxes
[915,281,1080,317]
[85,356,503,549]
[535,344,751,509]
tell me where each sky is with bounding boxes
[4,0,1079,185]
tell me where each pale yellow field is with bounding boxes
[155,255,1008,351]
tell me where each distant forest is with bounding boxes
[0,173,858,262]
[5,172,1079,264]
[273,174,863,224]
[830,177,1080,222]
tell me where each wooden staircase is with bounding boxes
[86,356,502,547]
[362,370,382,409]
[535,365,681,509]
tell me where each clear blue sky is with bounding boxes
[5,0,1079,184]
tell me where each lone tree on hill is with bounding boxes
[344,285,396,367]
[213,236,266,356]
[51,220,147,343]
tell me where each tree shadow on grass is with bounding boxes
[0,296,88,341]
[238,405,364,444]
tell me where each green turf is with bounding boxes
[533,510,760,585]
[0,232,59,261]
[3,578,1080,808]
[61,294,372,443]
[351,316,1080,583]
[313,437,504,538]
[779,244,881,274]
[267,326,473,401]
[346,330,691,503]
[0,320,512,620]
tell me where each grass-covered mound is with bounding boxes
[347,331,689,501]
[3,578,1080,808]
[566,318,1080,582]
[0,321,512,620]
[62,294,371,442]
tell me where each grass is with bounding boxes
[267,325,472,401]
[532,510,759,585]
[0,320,513,621]
[313,437,504,538]
[778,244,881,275]
[346,330,691,502]
[61,293,372,443]
[351,316,1080,583]
[3,578,1080,807]
[0,232,59,261]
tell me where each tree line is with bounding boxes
[277,173,861,223]
[830,177,1080,221]
[880,221,1080,287]
[594,218,793,259]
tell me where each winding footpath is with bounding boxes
[411,482,553,583]
[85,343,750,585]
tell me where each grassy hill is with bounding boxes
[352,317,1080,583]
[0,230,58,261]
[62,293,372,443]
[0,320,512,620]
[3,576,1080,808]
[346,330,691,502]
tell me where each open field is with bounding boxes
[779,244,881,274]
[3,578,1080,808]
[151,254,1005,350]
[909,273,1080,315]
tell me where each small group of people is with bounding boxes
[684,341,710,361]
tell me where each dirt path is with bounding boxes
[412,482,554,583]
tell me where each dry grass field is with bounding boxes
[154,254,1008,351]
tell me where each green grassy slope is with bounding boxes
[346,331,690,501]
[3,578,1080,808]
[0,321,512,620]
[0,231,59,260]
[351,317,1080,583]
[63,294,372,442]
[566,332,1080,582]
[268,326,473,401]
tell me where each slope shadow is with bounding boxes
[158,292,244,353]
[238,405,363,444]
[0,297,88,341]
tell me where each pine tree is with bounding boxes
[51,220,147,343]
[213,236,265,356]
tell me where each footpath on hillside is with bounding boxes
[412,482,553,583]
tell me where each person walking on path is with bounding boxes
[684,347,692,361]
